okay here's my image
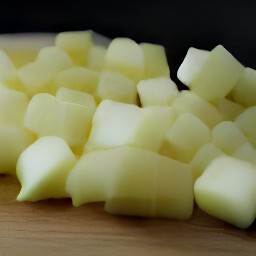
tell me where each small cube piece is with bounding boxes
[232,143,256,166]
[212,121,248,154]
[17,136,77,201]
[96,71,137,104]
[105,38,144,83]
[56,87,97,114]
[190,143,224,181]
[52,67,99,95]
[161,112,211,163]
[231,68,256,107]
[137,77,178,107]
[179,45,244,101]
[55,30,92,66]
[172,90,225,129]
[212,97,245,121]
[18,46,73,96]
[0,124,36,175]
[235,106,256,147]
[88,45,107,71]
[194,156,256,229]
[140,43,169,79]
[24,93,93,147]
[85,100,175,153]
[177,47,210,86]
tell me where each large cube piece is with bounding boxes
[194,156,256,229]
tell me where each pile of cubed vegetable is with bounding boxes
[0,31,255,229]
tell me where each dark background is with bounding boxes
[1,1,255,87]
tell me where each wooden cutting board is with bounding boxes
[0,175,255,256]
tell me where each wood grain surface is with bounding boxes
[0,175,255,256]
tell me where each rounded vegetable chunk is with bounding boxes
[0,124,36,175]
[194,156,256,229]
[177,47,210,86]
[0,49,24,90]
[137,77,178,107]
[105,38,144,83]
[172,90,225,129]
[232,143,256,166]
[212,121,248,154]
[190,143,224,181]
[16,136,77,202]
[140,43,169,79]
[24,93,93,147]
[0,83,29,126]
[235,106,256,147]
[85,100,175,152]
[52,67,98,95]
[55,30,93,66]
[186,45,244,101]
[67,148,121,206]
[18,46,73,96]
[96,71,137,104]
[55,87,97,114]
[212,97,245,121]
[160,112,211,163]
[231,68,256,107]
[87,45,106,71]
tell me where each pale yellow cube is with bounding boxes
[235,107,256,147]
[190,45,244,101]
[137,77,178,107]
[55,30,92,66]
[140,43,169,79]
[172,90,225,129]
[105,38,144,83]
[96,71,137,104]
[18,46,73,96]
[56,87,97,114]
[24,93,93,147]
[52,67,99,95]
[212,121,248,154]
[161,112,211,163]
[231,68,256,107]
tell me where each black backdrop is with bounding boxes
[1,1,256,87]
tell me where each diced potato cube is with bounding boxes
[85,100,175,152]
[172,90,225,129]
[177,47,210,86]
[233,143,256,166]
[160,112,211,163]
[194,156,256,229]
[140,43,169,79]
[96,71,137,104]
[56,87,97,114]
[212,97,245,120]
[18,46,73,96]
[190,143,224,181]
[179,45,244,101]
[0,50,24,91]
[0,124,36,175]
[137,77,178,107]
[212,121,248,154]
[235,106,256,147]
[88,45,106,71]
[52,67,98,95]
[55,31,92,66]
[231,68,256,107]
[24,93,92,147]
[17,136,76,201]
[105,38,144,83]
[0,83,29,126]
